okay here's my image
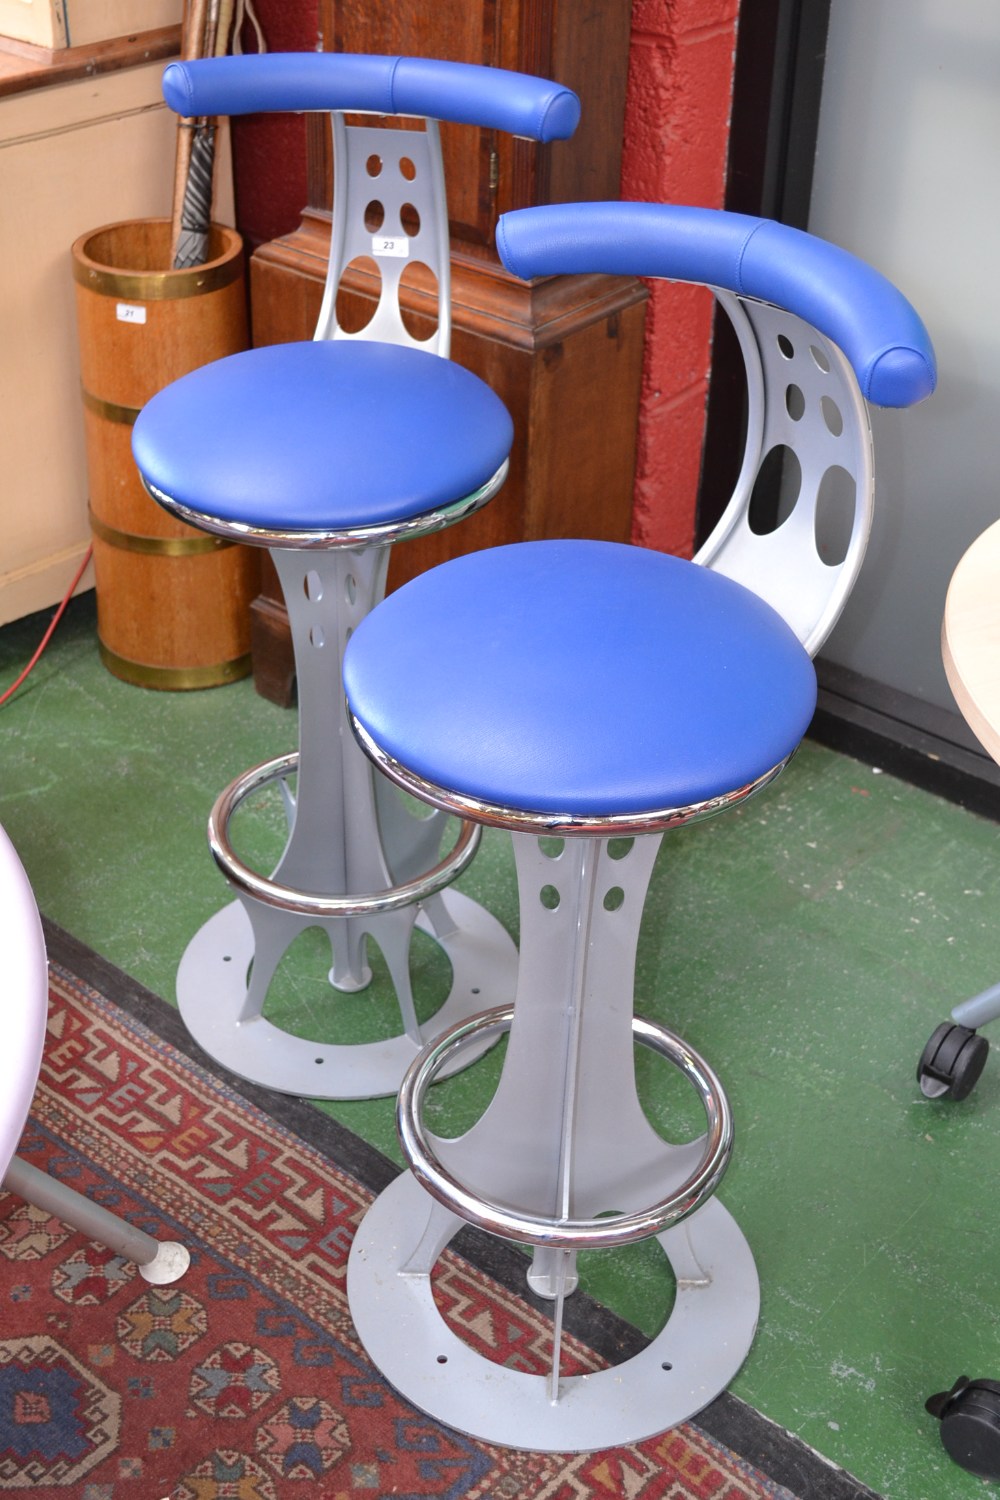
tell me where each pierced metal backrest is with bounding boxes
[314,112,452,354]
[496,201,936,657]
[695,292,874,656]
[161,53,583,365]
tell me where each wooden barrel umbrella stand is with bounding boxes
[72,219,258,689]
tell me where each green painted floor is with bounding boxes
[3,592,1000,1499]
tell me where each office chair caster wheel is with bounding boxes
[927,1377,1000,1480]
[917,1022,988,1100]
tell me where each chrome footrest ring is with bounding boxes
[208,751,481,918]
[397,1004,734,1251]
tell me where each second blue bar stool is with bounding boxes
[131,54,580,1100]
[343,200,936,1448]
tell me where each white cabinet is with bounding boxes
[0,1,179,49]
[0,39,233,624]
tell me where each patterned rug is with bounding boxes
[0,923,881,1499]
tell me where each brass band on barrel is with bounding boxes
[82,387,141,427]
[98,641,252,691]
[72,252,243,302]
[88,508,233,557]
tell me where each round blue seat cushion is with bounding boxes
[131,341,514,533]
[343,540,818,819]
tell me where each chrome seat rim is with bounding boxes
[351,714,793,838]
[141,461,509,551]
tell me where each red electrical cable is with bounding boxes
[0,545,94,709]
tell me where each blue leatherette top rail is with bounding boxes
[161,52,580,142]
[497,202,936,408]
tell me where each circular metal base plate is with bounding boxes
[347,1171,760,1452]
[176,891,516,1100]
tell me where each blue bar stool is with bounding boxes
[343,202,936,1449]
[131,55,580,1101]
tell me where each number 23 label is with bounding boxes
[372,235,409,258]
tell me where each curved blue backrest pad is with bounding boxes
[344,540,818,818]
[497,202,936,407]
[162,53,580,142]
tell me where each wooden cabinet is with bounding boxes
[320,0,635,252]
[248,0,646,705]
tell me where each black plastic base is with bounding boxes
[927,1377,1000,1480]
[917,1023,989,1101]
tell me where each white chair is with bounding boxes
[0,824,188,1284]
[917,516,1000,1103]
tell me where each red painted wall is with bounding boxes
[228,0,319,252]
[621,1,740,557]
[228,2,739,554]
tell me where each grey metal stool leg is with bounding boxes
[3,1156,189,1285]
[178,546,516,1099]
[348,832,759,1451]
[951,982,1000,1031]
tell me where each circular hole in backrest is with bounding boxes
[334,255,381,334]
[785,384,805,421]
[540,885,561,911]
[345,574,356,606]
[400,202,421,237]
[777,333,795,360]
[607,837,634,861]
[810,344,831,373]
[399,156,417,181]
[304,570,322,602]
[364,199,385,232]
[603,887,625,912]
[399,261,440,343]
[748,445,802,535]
[821,395,844,437]
[539,836,565,859]
[309,625,325,649]
[366,154,382,177]
[814,465,857,566]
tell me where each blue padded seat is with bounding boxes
[133,342,514,533]
[343,539,818,819]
